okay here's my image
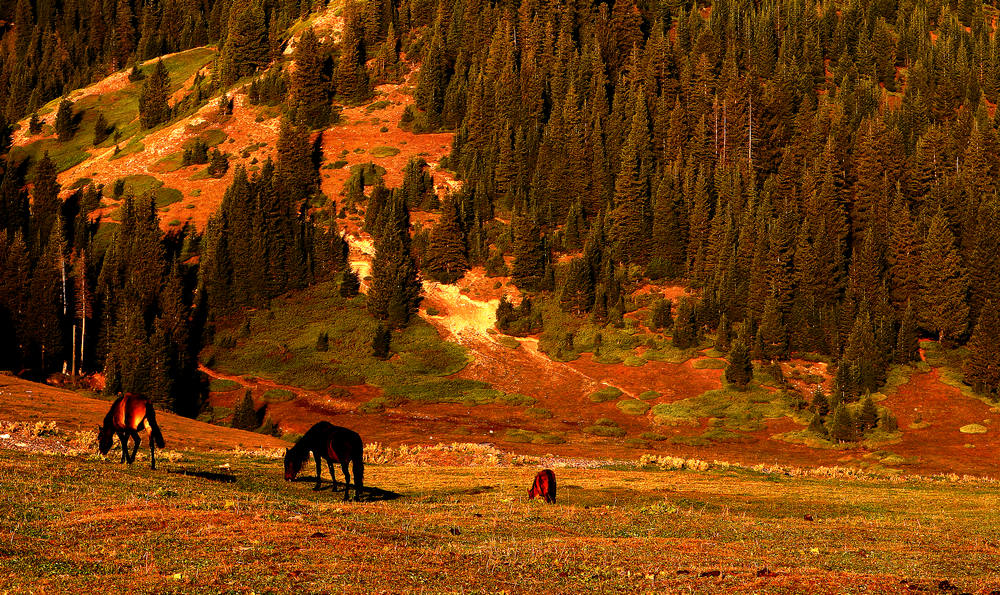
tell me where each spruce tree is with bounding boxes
[340,268,361,297]
[828,404,856,443]
[812,387,830,417]
[725,330,754,390]
[560,257,595,314]
[424,196,468,283]
[292,28,331,128]
[372,324,391,359]
[965,299,1000,395]
[93,112,112,145]
[510,211,546,291]
[856,395,879,434]
[918,209,969,344]
[138,59,171,129]
[672,298,699,349]
[54,99,75,141]
[650,299,673,330]
[219,0,269,85]
[231,391,258,431]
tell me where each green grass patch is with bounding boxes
[504,429,566,445]
[525,407,553,419]
[498,393,535,406]
[208,378,240,393]
[583,418,626,437]
[651,384,805,430]
[203,282,474,396]
[370,146,401,158]
[590,386,623,403]
[692,358,727,369]
[151,151,185,173]
[495,335,521,350]
[261,389,296,404]
[639,431,668,441]
[638,390,661,401]
[623,355,646,367]
[616,399,651,415]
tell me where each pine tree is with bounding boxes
[965,299,1000,395]
[31,153,60,248]
[424,196,468,283]
[828,404,856,443]
[918,209,969,344]
[672,297,699,349]
[808,411,828,436]
[138,59,171,129]
[340,268,360,297]
[232,391,258,430]
[54,98,74,141]
[895,300,920,364]
[650,299,673,330]
[725,330,753,390]
[93,112,112,145]
[856,394,879,434]
[219,0,269,86]
[372,324,391,359]
[276,118,316,203]
[511,212,546,291]
[560,257,595,314]
[368,217,421,327]
[336,2,370,102]
[812,388,830,417]
[292,28,331,128]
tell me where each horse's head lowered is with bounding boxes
[97,423,114,455]
[284,448,304,481]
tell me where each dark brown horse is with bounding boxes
[98,394,165,469]
[284,422,364,501]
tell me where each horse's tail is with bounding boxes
[147,406,165,448]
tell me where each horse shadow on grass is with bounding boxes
[167,468,237,483]
[293,476,403,502]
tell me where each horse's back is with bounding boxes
[109,394,151,431]
[304,422,362,461]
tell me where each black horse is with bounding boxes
[284,422,365,501]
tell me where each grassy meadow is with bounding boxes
[2,447,1000,593]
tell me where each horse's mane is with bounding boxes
[287,439,310,463]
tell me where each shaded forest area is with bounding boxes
[2,0,1000,430]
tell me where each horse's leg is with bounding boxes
[326,460,337,492]
[128,431,141,464]
[118,431,128,463]
[149,431,157,470]
[313,452,323,490]
[340,461,351,502]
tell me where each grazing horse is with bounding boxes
[528,469,557,503]
[98,394,165,470]
[284,422,365,501]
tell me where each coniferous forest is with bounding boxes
[2,0,1000,429]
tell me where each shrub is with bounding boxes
[261,388,295,403]
[616,399,651,415]
[638,390,661,401]
[583,418,626,437]
[590,386,623,403]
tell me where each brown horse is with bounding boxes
[98,394,165,469]
[528,469,556,503]
[284,421,364,501]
